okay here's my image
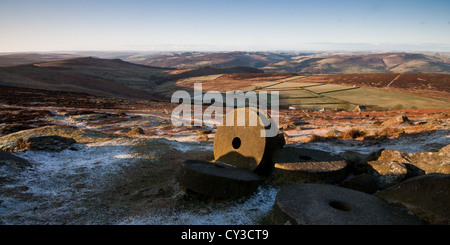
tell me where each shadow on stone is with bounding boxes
[375,173,450,225]
[271,147,348,184]
[273,184,423,225]
[13,135,76,152]
[177,158,261,200]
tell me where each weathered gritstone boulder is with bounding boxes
[13,135,76,152]
[340,150,373,174]
[339,174,378,194]
[440,144,450,153]
[0,126,117,152]
[380,115,412,126]
[368,160,408,189]
[214,107,283,174]
[272,147,348,184]
[127,127,145,136]
[177,160,261,199]
[374,148,450,175]
[0,149,31,169]
[273,184,422,225]
[375,173,450,225]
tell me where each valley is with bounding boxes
[0,51,449,225]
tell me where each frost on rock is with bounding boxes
[0,139,140,224]
[118,185,278,225]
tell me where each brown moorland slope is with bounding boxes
[33,56,173,70]
[0,57,177,100]
[0,53,80,67]
[174,73,296,92]
[0,64,159,100]
[0,56,267,101]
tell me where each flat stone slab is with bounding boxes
[177,160,261,199]
[272,147,348,183]
[274,147,344,163]
[273,184,422,225]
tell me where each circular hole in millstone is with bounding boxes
[329,201,353,212]
[232,137,241,149]
[299,155,312,160]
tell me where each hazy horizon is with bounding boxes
[1,0,449,53]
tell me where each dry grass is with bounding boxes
[339,128,367,139]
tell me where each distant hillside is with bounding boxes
[125,51,450,75]
[0,53,80,67]
[1,52,448,105]
[265,52,450,74]
[0,56,266,101]
[34,56,174,70]
[125,51,296,69]
[0,57,175,100]
[5,51,448,75]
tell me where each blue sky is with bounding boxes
[1,0,449,52]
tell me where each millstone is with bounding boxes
[273,184,423,225]
[213,107,281,174]
[272,147,348,183]
[177,160,261,199]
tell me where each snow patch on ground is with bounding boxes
[0,137,243,225]
[0,138,139,224]
[168,140,213,153]
[160,135,214,152]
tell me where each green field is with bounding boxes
[155,74,449,110]
[254,80,450,110]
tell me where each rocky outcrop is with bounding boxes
[0,125,117,152]
[13,135,76,152]
[340,150,372,174]
[127,127,145,136]
[380,115,412,126]
[374,148,450,175]
[406,150,450,175]
[0,150,32,199]
[352,105,367,113]
[339,174,378,194]
[368,160,408,189]
[375,173,450,225]
[0,149,31,169]
[362,146,450,189]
